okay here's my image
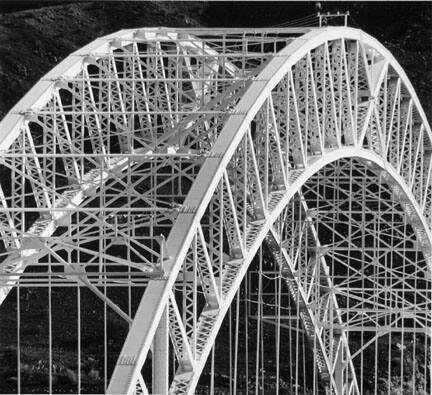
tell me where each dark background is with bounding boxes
[0,1,431,122]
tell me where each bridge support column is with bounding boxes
[333,336,345,395]
[152,306,169,394]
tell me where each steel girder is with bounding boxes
[106,27,432,394]
[0,26,431,394]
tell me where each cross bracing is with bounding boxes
[0,26,431,394]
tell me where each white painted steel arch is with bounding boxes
[0,27,264,313]
[106,27,432,394]
[0,26,430,395]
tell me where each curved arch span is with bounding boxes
[0,26,430,395]
[107,27,432,394]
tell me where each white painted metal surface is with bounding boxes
[0,26,430,395]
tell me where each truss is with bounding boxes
[0,26,431,394]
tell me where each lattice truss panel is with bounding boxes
[0,29,290,297]
[0,27,431,395]
[268,159,432,394]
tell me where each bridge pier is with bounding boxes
[152,307,169,394]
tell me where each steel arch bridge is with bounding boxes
[0,26,431,394]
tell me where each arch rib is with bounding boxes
[108,27,432,394]
[0,25,430,395]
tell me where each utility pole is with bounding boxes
[317,10,350,27]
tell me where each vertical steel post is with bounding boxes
[152,307,169,394]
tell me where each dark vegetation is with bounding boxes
[0,1,431,394]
